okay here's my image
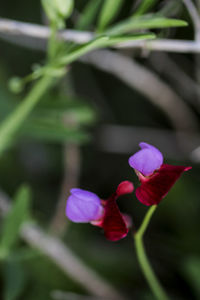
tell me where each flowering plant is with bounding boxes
[66,142,191,300]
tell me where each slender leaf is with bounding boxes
[0,185,31,258]
[98,0,123,31]
[3,261,27,300]
[59,32,156,66]
[100,33,156,47]
[33,100,96,125]
[21,120,90,143]
[134,0,158,17]
[107,16,187,35]
[76,0,102,30]
[158,0,182,18]
[183,256,200,297]
[59,36,109,65]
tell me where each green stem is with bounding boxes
[48,25,57,60]
[134,205,170,300]
[0,75,53,156]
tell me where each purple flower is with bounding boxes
[128,142,163,176]
[128,142,191,206]
[66,181,134,241]
[66,188,103,223]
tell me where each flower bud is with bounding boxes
[42,0,74,28]
[54,0,74,19]
[8,77,24,94]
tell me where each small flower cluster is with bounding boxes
[66,143,191,241]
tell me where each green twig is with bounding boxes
[134,205,170,300]
[0,75,53,156]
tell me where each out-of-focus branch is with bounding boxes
[50,73,81,237]
[190,145,200,161]
[1,18,200,53]
[182,0,200,38]
[149,52,200,109]
[50,144,80,236]
[51,290,103,300]
[22,225,124,300]
[0,190,11,215]
[0,18,93,43]
[183,0,200,107]
[80,49,198,132]
[0,191,124,300]
[97,124,200,159]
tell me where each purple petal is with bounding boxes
[128,142,163,176]
[66,188,103,223]
[70,188,100,202]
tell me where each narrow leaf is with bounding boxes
[183,257,200,297]
[76,0,102,30]
[101,33,156,47]
[59,36,109,65]
[134,0,158,17]
[3,261,27,300]
[98,0,123,31]
[22,121,90,143]
[107,16,187,35]
[0,185,31,258]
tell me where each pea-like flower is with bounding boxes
[66,188,103,223]
[128,142,191,206]
[66,181,134,241]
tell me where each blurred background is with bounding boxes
[0,0,200,299]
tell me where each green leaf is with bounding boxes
[76,0,102,30]
[182,256,200,297]
[100,33,156,47]
[59,32,156,65]
[20,97,95,143]
[0,185,31,259]
[158,0,182,18]
[134,0,158,17]
[21,120,90,143]
[58,36,109,65]
[3,261,27,300]
[98,0,123,31]
[107,16,188,35]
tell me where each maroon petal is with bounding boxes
[101,193,128,241]
[99,181,134,241]
[136,164,191,206]
[116,180,134,197]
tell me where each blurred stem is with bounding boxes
[48,25,57,60]
[50,143,81,236]
[195,0,200,105]
[0,75,53,156]
[50,71,81,236]
[134,205,169,300]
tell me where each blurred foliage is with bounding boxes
[0,0,199,300]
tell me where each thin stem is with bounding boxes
[136,205,157,237]
[50,143,81,236]
[48,25,57,60]
[134,206,170,300]
[0,75,53,156]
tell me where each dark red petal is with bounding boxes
[136,164,191,206]
[101,194,128,241]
